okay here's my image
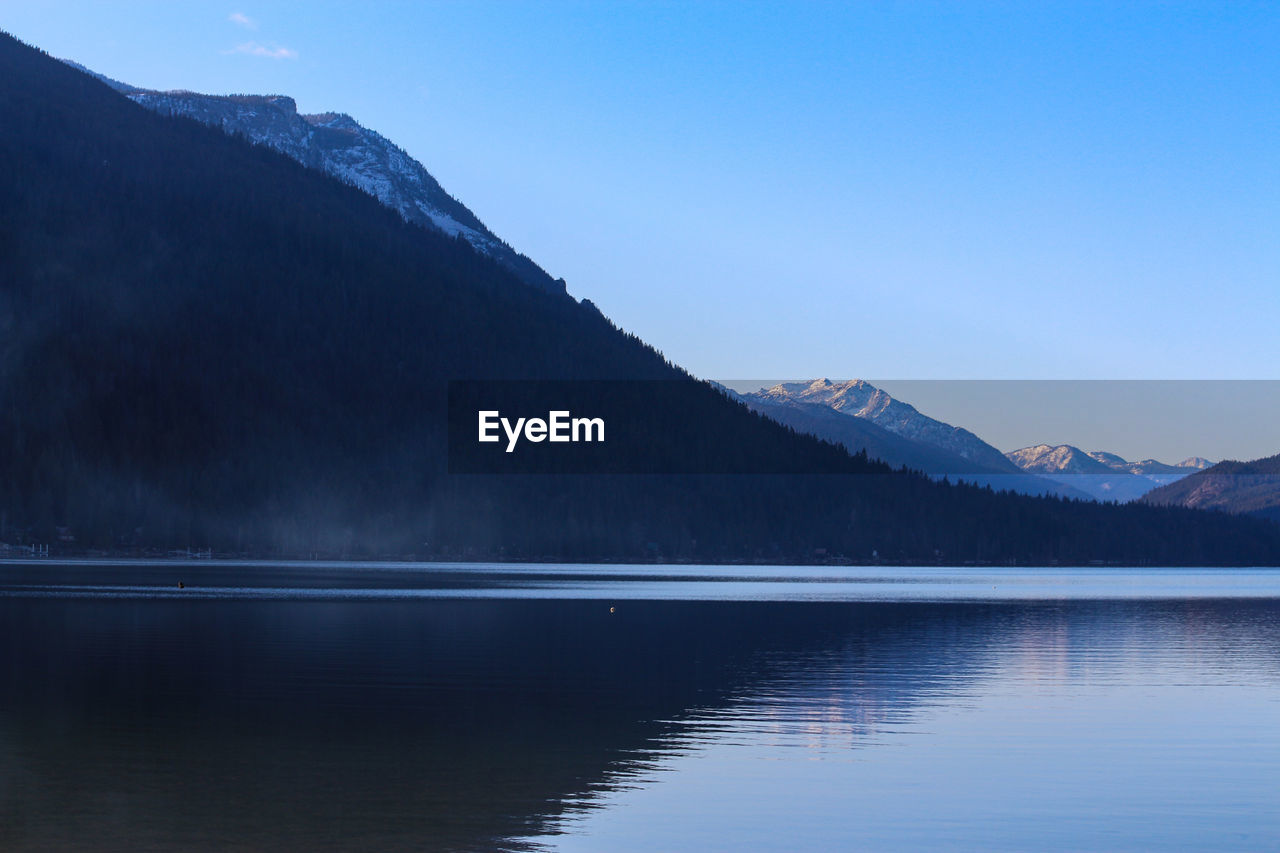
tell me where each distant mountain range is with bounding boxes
[735,380,1088,499]
[1004,445,1210,503]
[1143,454,1280,521]
[62,61,563,295]
[737,380,1212,504]
[1085,451,1212,480]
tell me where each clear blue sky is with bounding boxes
[4,1,1278,389]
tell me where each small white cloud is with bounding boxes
[226,41,298,60]
[229,11,257,29]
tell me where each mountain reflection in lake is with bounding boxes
[1,564,1278,851]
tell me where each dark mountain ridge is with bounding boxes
[3,32,1278,564]
[1142,454,1280,521]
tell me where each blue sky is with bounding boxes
[4,2,1278,392]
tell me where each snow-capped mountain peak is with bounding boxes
[748,379,1017,472]
[66,59,564,295]
[1009,445,1111,475]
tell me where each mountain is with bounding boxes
[737,395,998,474]
[1142,454,1280,522]
[745,380,1206,504]
[1,35,867,559]
[62,61,563,295]
[1006,445,1207,503]
[3,33,1279,565]
[1009,445,1124,477]
[1086,451,1211,485]
[745,379,1020,473]
[733,386,1087,500]
[1007,445,1154,503]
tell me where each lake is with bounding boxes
[1,562,1278,850]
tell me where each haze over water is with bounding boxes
[2,562,1278,850]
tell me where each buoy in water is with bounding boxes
[609,606,615,613]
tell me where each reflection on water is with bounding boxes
[1,564,1278,851]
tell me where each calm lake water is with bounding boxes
[1,562,1278,851]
